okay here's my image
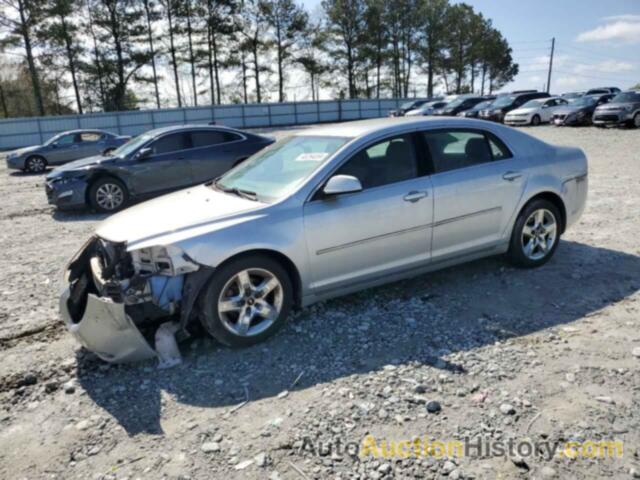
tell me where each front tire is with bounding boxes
[507,199,561,268]
[89,177,128,212]
[531,114,541,126]
[199,255,293,347]
[633,113,640,129]
[24,155,47,173]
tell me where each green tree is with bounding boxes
[39,0,84,113]
[159,0,183,107]
[259,0,308,102]
[322,0,366,99]
[294,19,327,101]
[141,0,162,108]
[89,0,152,111]
[203,0,236,104]
[0,0,46,115]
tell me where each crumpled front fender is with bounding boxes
[60,287,157,363]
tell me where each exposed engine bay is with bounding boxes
[62,236,212,364]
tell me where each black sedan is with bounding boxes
[388,99,435,117]
[45,125,275,212]
[432,96,495,116]
[551,93,614,126]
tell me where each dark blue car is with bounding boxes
[45,125,275,212]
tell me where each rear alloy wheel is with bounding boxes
[24,156,47,173]
[531,114,541,126]
[634,113,640,129]
[507,199,561,268]
[89,177,128,212]
[200,255,293,347]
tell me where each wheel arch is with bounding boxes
[519,191,567,233]
[212,248,303,309]
[84,172,128,205]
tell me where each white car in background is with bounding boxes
[504,97,569,126]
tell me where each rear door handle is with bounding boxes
[503,171,522,181]
[403,191,429,203]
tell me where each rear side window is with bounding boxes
[151,133,190,155]
[421,129,512,173]
[80,132,102,142]
[191,130,227,148]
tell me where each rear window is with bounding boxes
[191,130,227,148]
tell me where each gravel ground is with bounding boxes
[0,124,639,480]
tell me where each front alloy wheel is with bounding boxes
[218,268,284,337]
[507,199,561,268]
[25,156,47,173]
[200,255,293,347]
[89,177,128,212]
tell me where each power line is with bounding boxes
[559,45,636,64]
[553,69,638,83]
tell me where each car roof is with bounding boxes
[56,129,111,135]
[292,116,499,138]
[146,124,241,137]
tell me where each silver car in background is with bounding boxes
[5,129,130,173]
[60,117,588,362]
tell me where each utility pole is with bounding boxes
[546,37,555,93]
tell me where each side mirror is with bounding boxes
[137,147,153,160]
[322,175,362,196]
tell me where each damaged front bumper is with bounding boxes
[60,287,157,362]
[61,236,210,364]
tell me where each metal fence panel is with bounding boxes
[0,98,411,150]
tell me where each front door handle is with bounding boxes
[403,190,429,203]
[503,171,522,181]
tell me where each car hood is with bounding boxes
[507,107,536,115]
[553,105,587,116]
[47,155,114,178]
[96,185,267,249]
[10,145,41,156]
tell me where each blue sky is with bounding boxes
[304,0,640,94]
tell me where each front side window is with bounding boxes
[54,134,77,145]
[216,135,349,202]
[150,133,190,155]
[421,130,511,173]
[335,135,418,189]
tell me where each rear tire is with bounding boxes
[24,155,47,173]
[89,177,128,213]
[531,115,541,126]
[507,199,561,268]
[199,255,293,347]
[633,113,640,129]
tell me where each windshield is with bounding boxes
[44,133,66,146]
[109,133,152,158]
[491,95,516,108]
[521,99,545,108]
[572,96,597,107]
[216,135,350,202]
[444,98,466,109]
[611,92,640,103]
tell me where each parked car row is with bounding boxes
[389,87,640,129]
[5,125,274,212]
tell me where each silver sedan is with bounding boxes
[60,117,588,362]
[5,129,130,173]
